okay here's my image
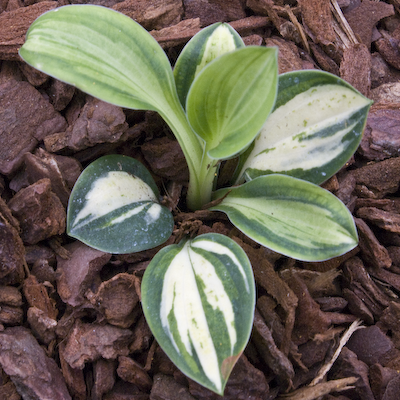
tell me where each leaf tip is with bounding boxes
[221,353,241,381]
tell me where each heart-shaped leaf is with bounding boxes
[141,233,255,395]
[174,22,244,109]
[186,46,278,160]
[19,5,179,114]
[237,70,372,184]
[211,175,358,261]
[67,155,174,254]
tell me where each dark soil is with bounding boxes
[1,0,400,399]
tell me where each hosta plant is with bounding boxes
[19,5,372,395]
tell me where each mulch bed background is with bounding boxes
[1,0,400,399]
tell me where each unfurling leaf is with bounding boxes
[67,155,174,253]
[141,233,255,395]
[211,175,358,261]
[237,70,372,184]
[186,46,278,160]
[174,22,245,109]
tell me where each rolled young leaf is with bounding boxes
[141,233,255,395]
[211,175,358,261]
[174,22,245,109]
[186,46,278,160]
[67,155,174,254]
[237,70,372,184]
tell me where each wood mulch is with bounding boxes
[1,0,400,399]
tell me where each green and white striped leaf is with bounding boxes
[237,70,372,185]
[174,22,245,109]
[141,233,255,395]
[67,155,173,254]
[211,175,358,261]
[186,46,278,160]
[19,5,179,114]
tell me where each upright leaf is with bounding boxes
[237,70,372,184]
[186,46,278,160]
[19,5,178,113]
[211,175,358,261]
[174,22,245,109]
[67,155,174,254]
[19,5,206,210]
[141,233,255,395]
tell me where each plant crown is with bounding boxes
[19,5,372,395]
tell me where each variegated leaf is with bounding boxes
[19,5,179,114]
[141,233,255,395]
[174,22,244,109]
[67,155,174,254]
[237,70,372,185]
[18,5,217,212]
[211,175,358,261]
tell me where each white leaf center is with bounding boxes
[72,171,157,227]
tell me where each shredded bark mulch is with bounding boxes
[1,0,400,399]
